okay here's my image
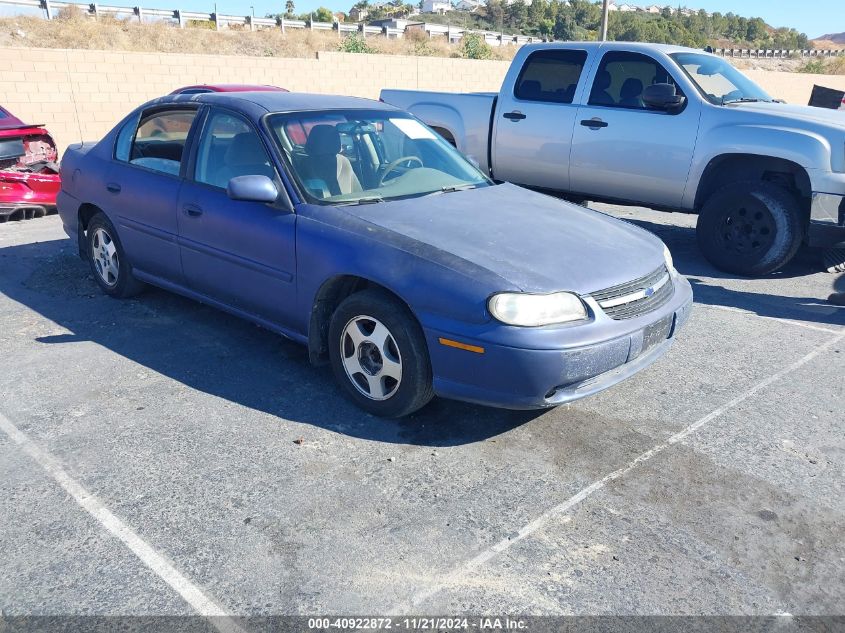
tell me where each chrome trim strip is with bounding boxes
[598,273,670,309]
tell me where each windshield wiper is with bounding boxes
[334,196,385,206]
[440,184,478,193]
[722,97,768,105]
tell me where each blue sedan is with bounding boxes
[57,92,692,417]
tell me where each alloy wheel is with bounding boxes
[92,228,119,287]
[340,315,402,401]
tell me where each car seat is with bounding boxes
[214,133,276,189]
[301,125,362,196]
[589,70,615,105]
[619,78,645,108]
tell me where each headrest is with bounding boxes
[305,125,341,156]
[225,133,266,166]
[620,78,644,98]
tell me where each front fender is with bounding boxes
[685,123,834,208]
[294,206,513,339]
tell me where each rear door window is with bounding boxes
[514,50,589,104]
[128,109,198,176]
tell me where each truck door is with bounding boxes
[492,49,589,191]
[569,50,701,208]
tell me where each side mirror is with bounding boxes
[226,175,279,203]
[643,83,687,113]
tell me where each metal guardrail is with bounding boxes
[710,47,843,58]
[0,0,542,44]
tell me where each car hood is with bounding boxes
[340,183,666,295]
[728,101,843,123]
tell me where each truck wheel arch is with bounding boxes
[432,126,457,148]
[694,154,811,218]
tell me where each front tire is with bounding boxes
[86,212,145,298]
[328,289,434,418]
[696,181,804,276]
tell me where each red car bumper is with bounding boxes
[0,169,61,219]
[0,114,60,221]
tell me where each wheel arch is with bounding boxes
[76,202,104,257]
[694,154,812,218]
[307,274,420,365]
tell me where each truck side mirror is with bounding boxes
[643,83,686,113]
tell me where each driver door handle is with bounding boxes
[503,111,527,121]
[106,182,121,194]
[183,204,203,217]
[580,118,609,129]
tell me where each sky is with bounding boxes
[1,0,841,38]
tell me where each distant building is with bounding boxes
[349,6,368,20]
[617,3,637,12]
[454,0,483,11]
[422,0,451,13]
[644,4,662,13]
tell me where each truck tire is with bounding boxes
[696,181,803,276]
[822,247,845,274]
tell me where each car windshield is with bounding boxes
[267,109,490,205]
[670,52,773,105]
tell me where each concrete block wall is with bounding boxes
[0,45,842,154]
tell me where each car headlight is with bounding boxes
[488,291,587,327]
[663,244,677,275]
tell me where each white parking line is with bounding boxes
[697,303,843,333]
[0,411,248,633]
[391,330,845,613]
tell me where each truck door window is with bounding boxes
[589,51,684,110]
[514,50,588,104]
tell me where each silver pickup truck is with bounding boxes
[381,42,845,276]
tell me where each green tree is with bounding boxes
[284,0,294,17]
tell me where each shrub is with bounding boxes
[461,32,491,60]
[798,59,827,74]
[338,33,376,54]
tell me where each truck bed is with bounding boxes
[380,89,497,175]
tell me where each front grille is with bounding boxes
[590,265,674,320]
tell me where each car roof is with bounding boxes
[173,84,289,93]
[157,91,399,115]
[0,105,26,128]
[521,41,709,56]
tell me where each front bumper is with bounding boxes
[423,275,694,410]
[809,192,845,248]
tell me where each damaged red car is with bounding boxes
[0,105,60,221]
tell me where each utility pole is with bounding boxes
[600,0,609,41]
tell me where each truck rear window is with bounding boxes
[514,50,588,104]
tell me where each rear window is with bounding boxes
[0,109,8,120]
[514,50,588,104]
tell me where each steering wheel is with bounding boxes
[378,156,423,186]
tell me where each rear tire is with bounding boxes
[86,212,145,298]
[328,289,434,418]
[696,181,804,276]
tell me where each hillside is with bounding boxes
[813,33,845,49]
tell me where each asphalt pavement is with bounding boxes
[0,206,843,625]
